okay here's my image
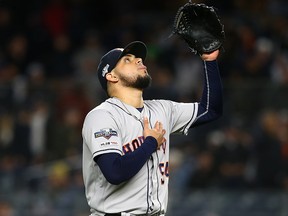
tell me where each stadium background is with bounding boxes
[0,0,288,215]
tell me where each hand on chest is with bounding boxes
[120,115,168,155]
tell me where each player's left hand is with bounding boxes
[201,49,219,61]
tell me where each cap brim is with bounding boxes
[120,41,147,61]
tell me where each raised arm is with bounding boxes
[193,50,223,126]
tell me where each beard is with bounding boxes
[120,73,152,90]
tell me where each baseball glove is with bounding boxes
[172,2,225,55]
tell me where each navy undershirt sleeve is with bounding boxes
[94,136,157,185]
[193,60,223,126]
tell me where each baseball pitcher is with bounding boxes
[82,4,224,215]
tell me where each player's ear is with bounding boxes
[106,72,118,82]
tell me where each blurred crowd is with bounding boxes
[1,0,288,215]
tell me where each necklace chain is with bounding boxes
[109,98,144,128]
[118,99,144,122]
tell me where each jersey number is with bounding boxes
[159,161,169,184]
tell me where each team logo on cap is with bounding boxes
[94,128,118,139]
[102,64,110,77]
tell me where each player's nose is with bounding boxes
[136,58,144,65]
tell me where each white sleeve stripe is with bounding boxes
[92,148,122,157]
[195,61,209,121]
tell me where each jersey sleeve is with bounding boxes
[168,101,199,135]
[82,109,123,159]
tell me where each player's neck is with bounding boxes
[112,88,144,108]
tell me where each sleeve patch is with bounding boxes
[94,128,118,140]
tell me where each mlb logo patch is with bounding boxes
[94,128,118,140]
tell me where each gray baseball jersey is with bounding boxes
[82,97,199,215]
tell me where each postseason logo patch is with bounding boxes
[94,128,118,140]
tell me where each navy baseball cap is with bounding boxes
[97,41,147,91]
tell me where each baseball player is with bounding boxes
[82,41,223,216]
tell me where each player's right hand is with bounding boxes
[143,117,166,148]
[201,49,219,61]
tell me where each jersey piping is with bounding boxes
[195,61,210,120]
